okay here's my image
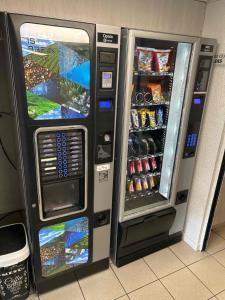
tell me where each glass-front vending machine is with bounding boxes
[111,28,216,267]
[0,12,120,293]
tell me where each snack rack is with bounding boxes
[125,42,177,212]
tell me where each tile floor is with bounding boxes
[29,225,225,300]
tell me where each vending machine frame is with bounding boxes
[111,28,216,266]
[0,12,120,292]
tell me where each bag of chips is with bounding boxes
[147,83,162,103]
[155,49,171,73]
[137,47,154,72]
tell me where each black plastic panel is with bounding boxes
[183,94,205,158]
[95,47,118,164]
[118,207,176,250]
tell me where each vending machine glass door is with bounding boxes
[123,35,192,219]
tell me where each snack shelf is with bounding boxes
[130,125,167,133]
[131,101,170,108]
[128,153,163,161]
[125,189,159,201]
[133,71,174,77]
[128,171,161,178]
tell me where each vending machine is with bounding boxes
[111,28,216,267]
[0,12,120,292]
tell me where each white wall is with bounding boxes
[184,0,225,250]
[0,0,206,214]
[213,176,225,227]
[0,0,206,36]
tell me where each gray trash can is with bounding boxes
[0,223,30,300]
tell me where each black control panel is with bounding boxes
[95,47,118,164]
[37,129,84,182]
[183,53,213,159]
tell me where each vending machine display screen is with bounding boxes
[99,99,112,109]
[101,71,113,88]
[20,23,90,120]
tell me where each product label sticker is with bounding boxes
[99,171,109,183]
[96,164,110,172]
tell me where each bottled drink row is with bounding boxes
[127,174,159,194]
[130,107,165,130]
[128,157,158,175]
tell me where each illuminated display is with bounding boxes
[20,23,90,120]
[99,99,112,109]
[194,98,201,105]
[39,217,89,277]
[101,71,113,88]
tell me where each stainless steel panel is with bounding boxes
[93,224,111,262]
[94,163,114,212]
[169,202,187,235]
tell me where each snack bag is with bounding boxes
[155,49,171,73]
[131,109,140,128]
[156,107,164,126]
[147,110,157,128]
[147,83,162,103]
[138,108,148,127]
[137,47,154,72]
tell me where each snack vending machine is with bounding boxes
[111,29,216,266]
[0,12,120,292]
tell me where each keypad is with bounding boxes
[186,133,198,148]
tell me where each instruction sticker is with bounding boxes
[96,164,110,172]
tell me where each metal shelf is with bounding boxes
[131,101,170,107]
[125,189,159,201]
[128,153,163,161]
[130,125,167,132]
[133,71,174,77]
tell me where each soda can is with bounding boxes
[156,107,164,126]
[149,157,157,170]
[135,159,143,174]
[131,109,140,128]
[141,174,148,190]
[134,176,142,192]
[127,178,134,193]
[142,158,151,172]
[128,160,136,175]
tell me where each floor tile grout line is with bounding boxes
[142,256,176,300]
[74,272,86,300]
[212,230,225,241]
[187,264,217,296]
[109,260,159,298]
[169,244,209,267]
[109,264,129,296]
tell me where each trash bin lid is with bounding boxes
[0,223,29,268]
